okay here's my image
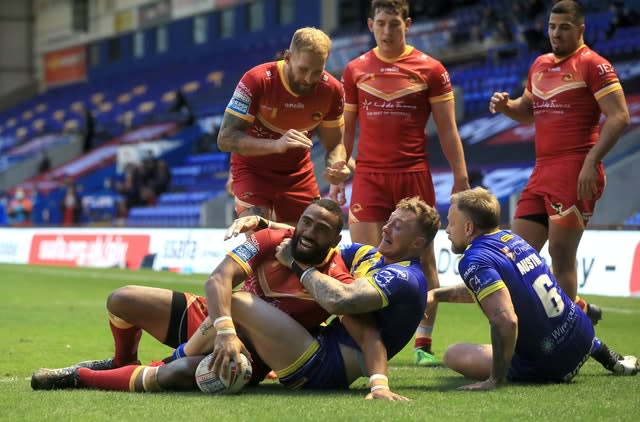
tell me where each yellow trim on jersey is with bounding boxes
[344,103,358,112]
[277,340,320,378]
[365,275,390,308]
[532,81,587,100]
[256,112,320,135]
[429,92,454,104]
[227,251,253,276]
[276,60,298,97]
[357,81,428,102]
[225,107,255,123]
[594,81,622,100]
[129,366,146,392]
[477,280,507,302]
[320,115,345,128]
[352,245,376,273]
[372,45,414,63]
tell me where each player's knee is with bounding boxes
[442,344,459,369]
[106,285,137,313]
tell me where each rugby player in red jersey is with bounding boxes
[337,0,469,365]
[489,0,630,323]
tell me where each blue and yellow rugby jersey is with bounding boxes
[339,243,427,357]
[459,230,593,362]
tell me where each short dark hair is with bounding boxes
[313,198,344,234]
[551,0,585,25]
[370,0,409,20]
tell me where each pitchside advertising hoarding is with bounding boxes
[0,228,640,296]
[0,228,638,297]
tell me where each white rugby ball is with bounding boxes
[195,353,252,394]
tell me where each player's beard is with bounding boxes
[286,67,316,96]
[291,230,329,266]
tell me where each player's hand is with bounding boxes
[224,215,264,240]
[489,92,510,114]
[365,388,410,401]
[323,160,351,185]
[276,129,313,153]
[209,333,252,382]
[457,378,499,391]
[452,175,471,194]
[329,183,346,206]
[577,160,599,200]
[275,238,294,268]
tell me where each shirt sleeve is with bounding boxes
[341,62,358,113]
[427,60,454,104]
[366,264,413,308]
[584,54,622,100]
[227,229,277,275]
[459,255,507,302]
[224,69,261,123]
[321,76,345,127]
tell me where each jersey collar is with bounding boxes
[372,45,414,63]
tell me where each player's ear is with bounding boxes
[405,17,412,31]
[367,18,374,33]
[283,49,291,63]
[413,235,427,250]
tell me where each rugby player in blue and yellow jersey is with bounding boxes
[430,188,638,390]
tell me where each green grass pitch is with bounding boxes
[1,263,639,421]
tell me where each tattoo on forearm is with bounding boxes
[199,320,214,336]
[436,285,473,303]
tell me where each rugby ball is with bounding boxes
[195,353,252,394]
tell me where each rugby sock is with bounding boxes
[591,338,623,371]
[109,312,142,367]
[575,296,588,312]
[414,324,433,353]
[77,365,144,392]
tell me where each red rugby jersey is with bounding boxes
[227,228,353,331]
[342,46,453,172]
[525,45,622,162]
[225,61,344,176]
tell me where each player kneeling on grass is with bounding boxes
[431,188,639,390]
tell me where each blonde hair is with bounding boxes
[450,187,501,230]
[290,27,331,58]
[396,196,440,243]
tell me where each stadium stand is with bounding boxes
[1,0,639,228]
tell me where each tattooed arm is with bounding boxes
[275,239,383,314]
[429,284,475,305]
[217,113,312,156]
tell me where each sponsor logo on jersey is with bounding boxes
[380,66,399,73]
[232,241,259,263]
[284,102,304,109]
[228,96,250,115]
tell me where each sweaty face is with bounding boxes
[548,13,584,57]
[291,204,340,266]
[446,203,469,255]
[285,50,326,96]
[368,9,410,58]
[377,208,421,263]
